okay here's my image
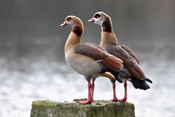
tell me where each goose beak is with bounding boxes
[60,21,67,27]
[88,18,95,23]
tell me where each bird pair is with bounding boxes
[60,11,152,104]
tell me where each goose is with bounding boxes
[60,15,123,104]
[88,11,152,102]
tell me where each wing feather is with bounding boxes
[121,45,139,64]
[74,43,123,72]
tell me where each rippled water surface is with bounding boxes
[0,48,174,117]
[0,1,175,117]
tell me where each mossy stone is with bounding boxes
[31,99,135,117]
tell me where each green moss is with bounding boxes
[31,99,135,117]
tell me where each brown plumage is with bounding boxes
[60,15,123,104]
[74,43,123,72]
[89,11,152,102]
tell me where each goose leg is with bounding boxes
[91,81,95,102]
[78,81,92,104]
[119,81,127,102]
[109,82,118,102]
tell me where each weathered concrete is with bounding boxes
[31,99,135,117]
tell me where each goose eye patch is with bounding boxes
[67,17,72,21]
[95,14,100,18]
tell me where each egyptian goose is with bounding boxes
[88,12,152,102]
[60,15,123,104]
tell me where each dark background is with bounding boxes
[0,0,174,62]
[0,0,174,116]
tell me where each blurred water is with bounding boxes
[0,1,175,117]
[0,38,174,117]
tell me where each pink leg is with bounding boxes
[78,81,93,104]
[119,81,127,102]
[109,82,118,102]
[91,81,95,102]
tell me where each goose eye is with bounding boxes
[67,17,72,21]
[95,14,100,18]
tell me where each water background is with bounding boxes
[0,1,175,117]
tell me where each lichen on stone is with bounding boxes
[31,99,135,117]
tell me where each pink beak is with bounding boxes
[60,21,67,27]
[88,18,95,23]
